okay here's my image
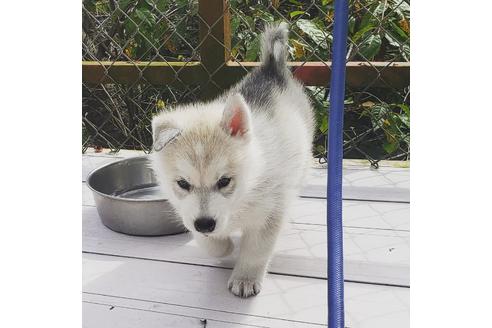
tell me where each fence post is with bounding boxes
[327,0,349,327]
[198,0,231,100]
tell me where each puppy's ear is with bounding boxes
[152,115,181,152]
[221,94,251,138]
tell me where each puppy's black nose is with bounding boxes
[194,217,216,233]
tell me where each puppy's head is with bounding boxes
[151,94,255,236]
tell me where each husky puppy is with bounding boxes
[151,22,314,298]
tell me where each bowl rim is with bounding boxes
[86,155,169,203]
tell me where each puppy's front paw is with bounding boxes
[227,277,261,298]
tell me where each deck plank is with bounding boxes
[83,183,409,232]
[83,253,409,328]
[82,152,410,327]
[83,205,409,286]
[303,167,409,202]
[82,154,409,202]
[290,198,409,231]
[83,301,270,328]
[83,293,322,328]
[84,302,231,328]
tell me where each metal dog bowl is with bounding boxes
[86,156,186,236]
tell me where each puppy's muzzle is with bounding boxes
[194,217,216,233]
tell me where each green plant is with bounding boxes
[83,0,410,160]
[362,102,409,155]
[83,0,199,61]
[229,0,409,63]
[348,0,410,61]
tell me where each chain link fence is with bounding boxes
[82,0,410,167]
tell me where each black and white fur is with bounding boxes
[151,22,314,297]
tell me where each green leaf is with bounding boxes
[245,37,260,61]
[384,29,409,61]
[245,16,255,31]
[368,104,390,130]
[289,0,302,5]
[388,21,408,41]
[135,8,155,27]
[393,1,410,19]
[296,19,329,49]
[351,24,375,43]
[358,34,381,59]
[319,116,328,133]
[399,115,409,128]
[175,0,191,7]
[94,0,111,13]
[396,104,410,127]
[360,2,387,29]
[348,16,356,34]
[144,0,156,8]
[373,2,387,17]
[401,44,410,61]
[384,31,401,48]
[124,17,138,35]
[256,8,274,23]
[118,0,134,12]
[383,141,400,154]
[83,0,96,12]
[145,0,170,12]
[398,104,410,117]
[231,16,240,36]
[290,11,306,18]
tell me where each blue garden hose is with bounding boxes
[327,0,349,327]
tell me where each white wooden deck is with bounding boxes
[82,150,409,328]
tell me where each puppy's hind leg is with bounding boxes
[228,216,282,298]
[193,233,234,258]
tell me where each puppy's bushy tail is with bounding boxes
[260,22,289,71]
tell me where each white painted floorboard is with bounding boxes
[83,182,409,231]
[83,301,275,328]
[83,293,323,328]
[83,253,409,328]
[82,153,410,202]
[83,205,409,286]
[82,153,410,327]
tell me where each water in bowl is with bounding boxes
[112,183,166,200]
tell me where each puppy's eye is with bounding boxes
[217,177,231,189]
[177,179,191,191]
